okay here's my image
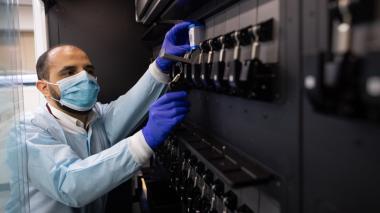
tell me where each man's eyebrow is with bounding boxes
[83,64,95,70]
[58,66,77,74]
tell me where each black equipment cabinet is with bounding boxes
[302,1,380,213]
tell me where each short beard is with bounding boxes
[48,85,92,115]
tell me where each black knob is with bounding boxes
[191,195,202,213]
[223,191,238,211]
[169,163,178,174]
[190,155,198,167]
[200,197,211,212]
[186,187,200,213]
[184,60,194,87]
[185,178,194,190]
[238,27,253,46]
[195,162,205,175]
[212,179,224,197]
[191,59,203,88]
[210,37,222,51]
[191,186,201,202]
[169,153,178,163]
[192,194,209,213]
[182,150,191,160]
[180,177,193,201]
[179,185,186,201]
[200,40,211,52]
[203,169,214,185]
[201,62,213,89]
[222,33,235,49]
[227,59,243,95]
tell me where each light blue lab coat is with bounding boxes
[6,62,169,213]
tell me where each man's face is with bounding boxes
[47,46,95,86]
[37,46,96,110]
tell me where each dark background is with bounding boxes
[47,0,152,212]
[47,0,152,103]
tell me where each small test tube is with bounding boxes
[188,23,205,50]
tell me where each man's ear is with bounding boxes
[36,80,50,97]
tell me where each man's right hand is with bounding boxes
[142,91,189,149]
[156,21,193,72]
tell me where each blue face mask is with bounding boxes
[45,71,100,111]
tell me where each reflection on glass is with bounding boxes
[0,0,30,212]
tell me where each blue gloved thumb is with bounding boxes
[172,44,191,56]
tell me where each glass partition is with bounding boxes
[0,0,30,212]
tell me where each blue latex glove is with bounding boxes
[156,21,193,72]
[142,91,190,149]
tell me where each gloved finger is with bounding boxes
[154,116,182,127]
[150,106,189,119]
[155,107,189,119]
[165,33,190,47]
[155,113,187,127]
[152,92,188,107]
[168,21,193,35]
[170,44,191,56]
[165,22,193,44]
[152,91,188,106]
[177,44,191,50]
[162,43,188,53]
[171,113,187,124]
[154,100,190,111]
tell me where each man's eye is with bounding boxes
[87,70,95,76]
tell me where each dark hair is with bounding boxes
[36,50,50,80]
[36,44,77,80]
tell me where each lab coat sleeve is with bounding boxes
[99,61,170,144]
[22,122,152,208]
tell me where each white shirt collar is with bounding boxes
[47,103,97,134]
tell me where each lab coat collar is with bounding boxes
[31,105,68,144]
[47,103,98,134]
[32,104,100,145]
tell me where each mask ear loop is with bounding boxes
[44,80,59,86]
[43,80,61,103]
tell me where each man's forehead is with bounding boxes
[48,46,89,61]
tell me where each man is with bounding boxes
[6,22,192,212]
